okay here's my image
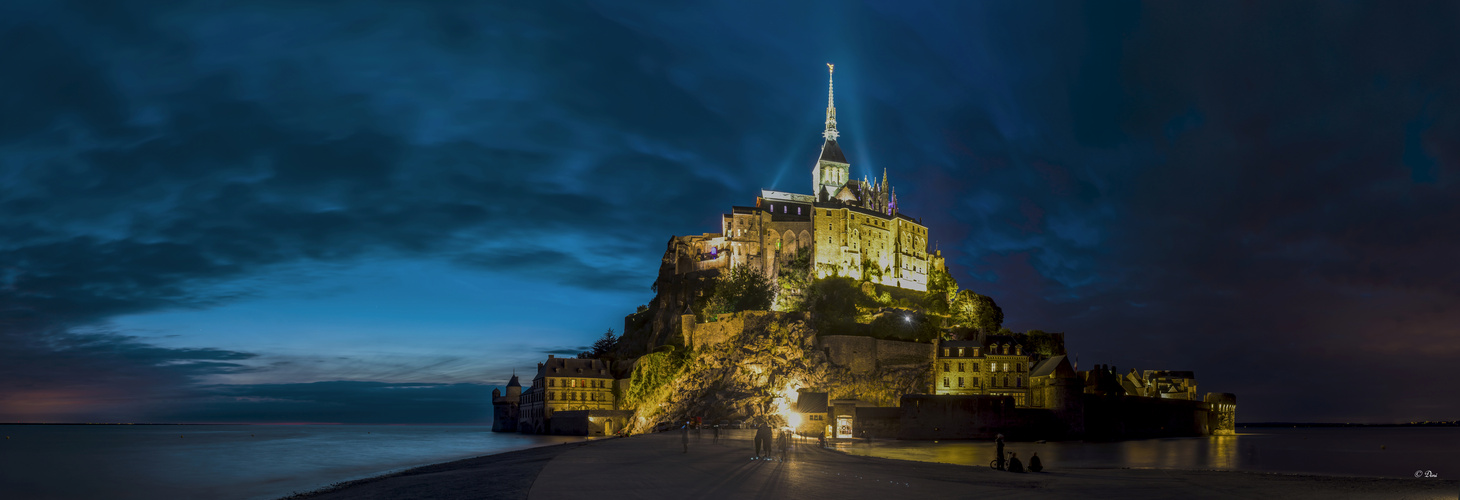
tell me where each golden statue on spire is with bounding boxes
[828,63,834,73]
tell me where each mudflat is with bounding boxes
[287,430,1457,500]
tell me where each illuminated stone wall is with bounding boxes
[818,335,935,375]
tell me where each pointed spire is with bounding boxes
[823,63,839,141]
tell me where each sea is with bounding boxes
[833,427,1460,479]
[0,424,583,500]
[2,426,1456,499]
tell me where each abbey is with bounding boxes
[670,64,942,293]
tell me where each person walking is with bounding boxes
[1029,451,1044,472]
[755,423,772,458]
[994,434,1006,471]
[681,421,690,453]
[713,424,720,444]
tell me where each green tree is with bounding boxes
[923,268,958,314]
[951,290,1003,333]
[703,265,776,317]
[578,329,619,359]
[775,248,813,311]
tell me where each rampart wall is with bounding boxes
[817,335,934,374]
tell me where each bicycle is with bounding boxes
[989,454,1006,470]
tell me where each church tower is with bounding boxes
[813,63,851,200]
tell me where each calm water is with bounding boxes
[834,427,1460,479]
[0,424,583,500]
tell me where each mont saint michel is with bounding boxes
[491,66,1237,442]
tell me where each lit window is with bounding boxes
[957,348,964,356]
[943,348,949,356]
[1003,363,1009,372]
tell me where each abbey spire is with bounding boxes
[823,63,839,141]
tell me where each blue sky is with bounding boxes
[2,0,1457,423]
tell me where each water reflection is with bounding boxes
[833,427,1460,478]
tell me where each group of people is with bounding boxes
[993,434,1044,473]
[752,423,791,460]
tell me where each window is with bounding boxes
[548,379,555,387]
[571,380,576,388]
[958,377,965,388]
[797,207,802,215]
[1016,364,1022,372]
[972,378,980,387]
[1003,362,1010,372]
[990,363,997,373]
[1004,375,1010,388]
[1016,377,1023,388]
[943,348,950,356]
[548,392,555,401]
[943,377,949,388]
[958,362,965,372]
[972,362,980,372]
[943,362,949,372]
[973,348,979,356]
[957,348,964,356]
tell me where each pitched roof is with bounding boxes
[796,391,829,413]
[1030,355,1069,377]
[506,374,521,387]
[819,139,848,164]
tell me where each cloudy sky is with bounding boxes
[2,1,1456,424]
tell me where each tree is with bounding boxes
[951,290,1003,334]
[775,248,813,311]
[703,265,775,317]
[578,329,619,359]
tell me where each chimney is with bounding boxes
[548,354,555,359]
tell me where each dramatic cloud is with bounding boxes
[1,0,1455,422]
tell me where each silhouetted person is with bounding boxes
[713,425,720,444]
[1029,452,1043,472]
[995,434,1006,470]
[681,421,690,453]
[755,423,772,458]
[1008,452,1025,473]
[777,429,790,461]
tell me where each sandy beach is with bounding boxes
[286,430,1457,500]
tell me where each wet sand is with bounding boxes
[286,430,1458,500]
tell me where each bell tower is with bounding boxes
[813,63,851,200]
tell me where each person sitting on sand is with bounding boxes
[1008,452,1025,473]
[1028,452,1043,472]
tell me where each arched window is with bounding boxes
[1003,344,1010,355]
[1016,345,1023,356]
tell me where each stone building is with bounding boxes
[659,64,942,296]
[1027,355,1079,410]
[490,374,522,432]
[516,355,618,434]
[931,336,1033,407]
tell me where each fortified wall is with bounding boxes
[816,335,934,374]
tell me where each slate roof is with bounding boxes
[796,391,829,413]
[1030,355,1069,378]
[819,139,848,163]
[507,374,521,387]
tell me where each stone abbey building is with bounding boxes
[666,64,942,293]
